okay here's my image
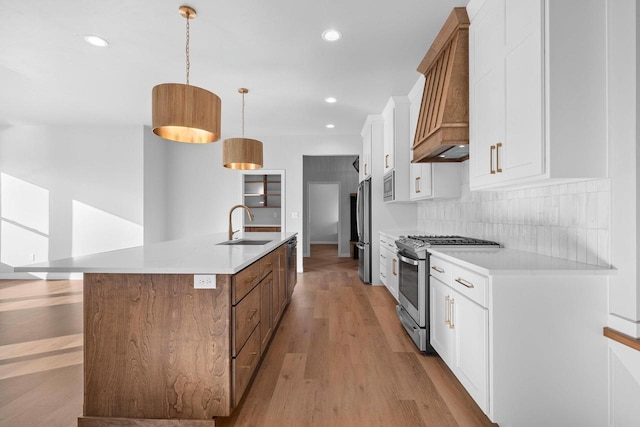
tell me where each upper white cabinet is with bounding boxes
[381,96,411,202]
[408,77,461,201]
[468,0,607,190]
[360,117,374,182]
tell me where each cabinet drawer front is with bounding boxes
[451,265,488,307]
[233,284,261,356]
[430,256,452,285]
[232,324,261,407]
[260,252,274,280]
[234,262,260,304]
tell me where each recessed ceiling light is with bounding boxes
[459,145,465,148]
[322,29,342,42]
[326,124,335,129]
[84,35,109,47]
[324,97,337,104]
[439,154,446,158]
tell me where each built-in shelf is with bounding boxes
[243,173,283,231]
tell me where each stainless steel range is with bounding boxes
[395,235,501,352]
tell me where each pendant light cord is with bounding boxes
[185,14,191,85]
[242,91,245,138]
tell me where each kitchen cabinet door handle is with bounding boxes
[380,254,386,260]
[385,154,389,168]
[445,295,450,325]
[415,177,421,193]
[246,309,258,322]
[380,272,386,278]
[496,142,503,173]
[392,259,397,276]
[490,145,496,174]
[455,277,474,288]
[431,265,444,273]
[364,164,368,175]
[449,298,455,329]
[242,352,258,368]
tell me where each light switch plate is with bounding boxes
[194,274,216,289]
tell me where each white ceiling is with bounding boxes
[0,0,468,138]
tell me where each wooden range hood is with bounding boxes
[413,8,469,163]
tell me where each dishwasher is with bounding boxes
[286,236,297,298]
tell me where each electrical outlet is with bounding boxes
[194,274,216,289]
[30,253,36,262]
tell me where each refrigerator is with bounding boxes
[356,178,371,284]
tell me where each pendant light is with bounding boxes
[152,6,221,144]
[222,88,263,170]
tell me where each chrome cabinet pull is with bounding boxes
[385,154,390,168]
[431,265,444,274]
[496,142,503,173]
[455,277,475,289]
[392,258,397,276]
[415,176,421,193]
[490,145,496,174]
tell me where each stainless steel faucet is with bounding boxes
[228,204,254,240]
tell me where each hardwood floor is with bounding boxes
[0,245,495,427]
[218,244,495,426]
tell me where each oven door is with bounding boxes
[397,253,426,327]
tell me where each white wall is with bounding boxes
[308,183,339,244]
[0,125,144,279]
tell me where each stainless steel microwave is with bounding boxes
[383,170,394,202]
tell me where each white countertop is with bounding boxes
[428,247,616,276]
[14,232,297,275]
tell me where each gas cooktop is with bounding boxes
[395,235,501,258]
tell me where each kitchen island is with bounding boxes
[15,232,297,426]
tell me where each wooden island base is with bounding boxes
[79,241,294,426]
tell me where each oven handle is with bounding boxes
[398,254,420,266]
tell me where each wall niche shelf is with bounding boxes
[242,172,284,232]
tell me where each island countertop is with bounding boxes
[14,232,297,275]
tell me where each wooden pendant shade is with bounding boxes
[152,83,221,143]
[223,138,263,170]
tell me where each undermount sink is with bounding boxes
[217,239,272,246]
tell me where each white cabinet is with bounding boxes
[379,233,398,301]
[407,77,461,201]
[430,258,489,414]
[428,249,609,426]
[381,96,412,202]
[360,118,373,182]
[468,0,607,190]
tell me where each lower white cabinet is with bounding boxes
[428,250,609,427]
[379,233,399,301]
[430,275,489,414]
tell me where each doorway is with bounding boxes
[307,182,340,257]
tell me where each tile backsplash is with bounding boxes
[417,162,610,267]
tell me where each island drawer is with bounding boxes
[232,283,261,356]
[232,324,261,407]
[259,252,274,279]
[234,261,261,303]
